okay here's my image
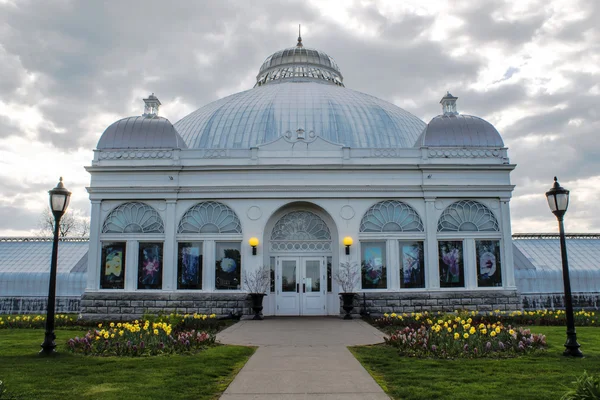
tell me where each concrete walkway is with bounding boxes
[218,317,389,399]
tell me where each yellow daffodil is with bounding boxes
[454,333,460,340]
[463,333,469,339]
[490,331,497,337]
[469,327,476,335]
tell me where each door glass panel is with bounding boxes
[281,260,297,292]
[305,260,320,292]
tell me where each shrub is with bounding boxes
[384,314,547,358]
[67,320,214,356]
[561,371,600,400]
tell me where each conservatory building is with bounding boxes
[81,37,520,319]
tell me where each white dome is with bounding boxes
[175,81,425,149]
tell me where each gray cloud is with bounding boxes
[0,0,598,233]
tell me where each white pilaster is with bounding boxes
[86,200,102,290]
[163,200,177,290]
[424,198,439,289]
[500,198,516,288]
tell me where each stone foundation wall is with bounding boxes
[0,297,80,314]
[341,290,522,316]
[521,292,600,310]
[80,292,249,321]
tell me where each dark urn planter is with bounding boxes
[340,293,356,320]
[249,293,266,320]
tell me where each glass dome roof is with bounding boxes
[174,81,425,149]
[255,34,344,87]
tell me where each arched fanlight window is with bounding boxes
[271,211,331,240]
[437,200,500,232]
[177,201,242,234]
[360,200,424,233]
[102,202,164,233]
[270,210,332,252]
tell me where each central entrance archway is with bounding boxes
[266,207,335,316]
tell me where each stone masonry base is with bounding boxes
[341,290,522,316]
[80,292,249,321]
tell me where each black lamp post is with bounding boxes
[40,177,71,356]
[545,176,583,357]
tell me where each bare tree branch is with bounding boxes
[37,206,89,238]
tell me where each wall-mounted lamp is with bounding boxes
[249,237,259,256]
[343,236,353,255]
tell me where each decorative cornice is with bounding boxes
[427,148,504,159]
[98,150,173,160]
[512,233,600,239]
[87,184,516,194]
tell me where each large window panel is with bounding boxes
[215,242,241,290]
[438,241,465,288]
[178,242,203,290]
[399,241,425,289]
[100,242,126,289]
[476,240,503,287]
[138,242,163,290]
[361,241,387,289]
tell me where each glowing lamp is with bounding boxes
[249,237,259,255]
[343,236,353,255]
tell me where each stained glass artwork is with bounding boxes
[361,241,387,289]
[437,200,499,232]
[178,242,202,290]
[138,242,163,290]
[100,242,126,289]
[102,202,164,233]
[215,242,241,290]
[400,241,425,288]
[476,240,502,287]
[178,201,242,234]
[360,201,424,232]
[439,241,464,287]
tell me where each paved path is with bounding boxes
[218,317,389,399]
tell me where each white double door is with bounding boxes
[275,256,327,316]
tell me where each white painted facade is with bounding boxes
[85,133,516,316]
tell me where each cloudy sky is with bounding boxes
[0,0,598,236]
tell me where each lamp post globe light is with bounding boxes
[40,177,71,356]
[545,176,583,357]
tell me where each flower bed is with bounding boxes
[373,309,598,330]
[384,315,547,358]
[0,314,77,329]
[67,319,215,356]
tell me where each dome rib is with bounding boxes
[174,81,425,150]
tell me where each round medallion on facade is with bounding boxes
[340,205,355,220]
[247,206,263,221]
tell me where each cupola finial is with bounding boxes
[440,91,458,116]
[297,24,303,47]
[143,93,161,117]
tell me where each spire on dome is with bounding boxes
[297,24,303,47]
[143,93,161,117]
[440,91,458,115]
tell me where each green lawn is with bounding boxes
[0,329,255,400]
[350,326,600,400]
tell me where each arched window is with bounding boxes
[270,210,331,252]
[177,201,242,234]
[102,202,164,233]
[437,200,499,232]
[360,200,424,232]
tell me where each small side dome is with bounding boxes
[97,94,188,150]
[416,92,504,147]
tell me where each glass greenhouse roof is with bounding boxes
[513,235,600,293]
[0,238,88,297]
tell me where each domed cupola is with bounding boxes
[97,94,188,150]
[255,27,344,87]
[416,92,504,147]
